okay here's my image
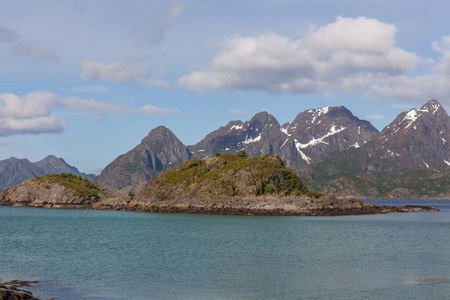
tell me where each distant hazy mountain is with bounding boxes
[94,126,192,192]
[0,155,95,191]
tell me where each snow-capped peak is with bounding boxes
[311,106,333,123]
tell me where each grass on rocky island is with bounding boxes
[32,173,105,200]
[155,152,322,198]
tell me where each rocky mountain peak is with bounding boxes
[141,125,175,145]
[247,111,279,131]
[95,125,192,192]
[380,99,449,141]
[279,105,378,166]
[188,111,283,158]
[0,155,94,191]
[420,99,446,115]
[291,105,352,125]
[188,104,379,169]
[33,155,94,179]
[370,99,450,171]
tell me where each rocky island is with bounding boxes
[0,152,438,216]
[0,280,51,300]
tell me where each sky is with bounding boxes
[1,0,450,174]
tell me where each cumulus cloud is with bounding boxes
[0,25,59,60]
[136,4,188,46]
[80,60,170,88]
[179,17,419,94]
[0,91,181,136]
[178,16,450,106]
[0,93,66,136]
[0,116,67,136]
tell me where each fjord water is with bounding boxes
[1,200,450,299]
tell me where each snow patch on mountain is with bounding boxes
[294,139,311,164]
[242,134,262,145]
[296,126,346,149]
[280,127,291,136]
[230,124,243,131]
[311,106,332,124]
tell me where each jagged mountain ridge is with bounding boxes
[94,126,193,192]
[189,106,379,167]
[189,112,286,157]
[0,155,95,191]
[376,99,450,170]
[306,99,450,197]
[11,99,443,198]
[280,105,379,165]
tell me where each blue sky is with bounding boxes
[1,0,450,174]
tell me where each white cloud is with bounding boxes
[0,25,58,60]
[179,17,420,94]
[228,109,248,116]
[0,116,67,136]
[177,16,450,106]
[0,91,181,136]
[136,4,188,47]
[0,92,56,118]
[80,60,170,88]
[366,114,385,120]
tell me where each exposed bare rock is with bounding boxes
[94,126,192,192]
[0,173,125,209]
[0,281,41,300]
[0,156,95,192]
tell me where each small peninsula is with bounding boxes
[0,153,438,216]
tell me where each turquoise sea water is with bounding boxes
[1,200,450,299]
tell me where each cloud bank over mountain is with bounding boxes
[178,17,450,104]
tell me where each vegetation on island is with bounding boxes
[31,173,107,201]
[137,152,322,201]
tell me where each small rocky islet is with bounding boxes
[0,280,53,300]
[0,152,438,216]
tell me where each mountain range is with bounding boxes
[0,155,95,191]
[308,100,450,197]
[1,99,450,198]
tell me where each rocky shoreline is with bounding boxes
[0,194,439,216]
[0,280,52,300]
[0,164,440,217]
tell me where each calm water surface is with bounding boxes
[1,199,450,299]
